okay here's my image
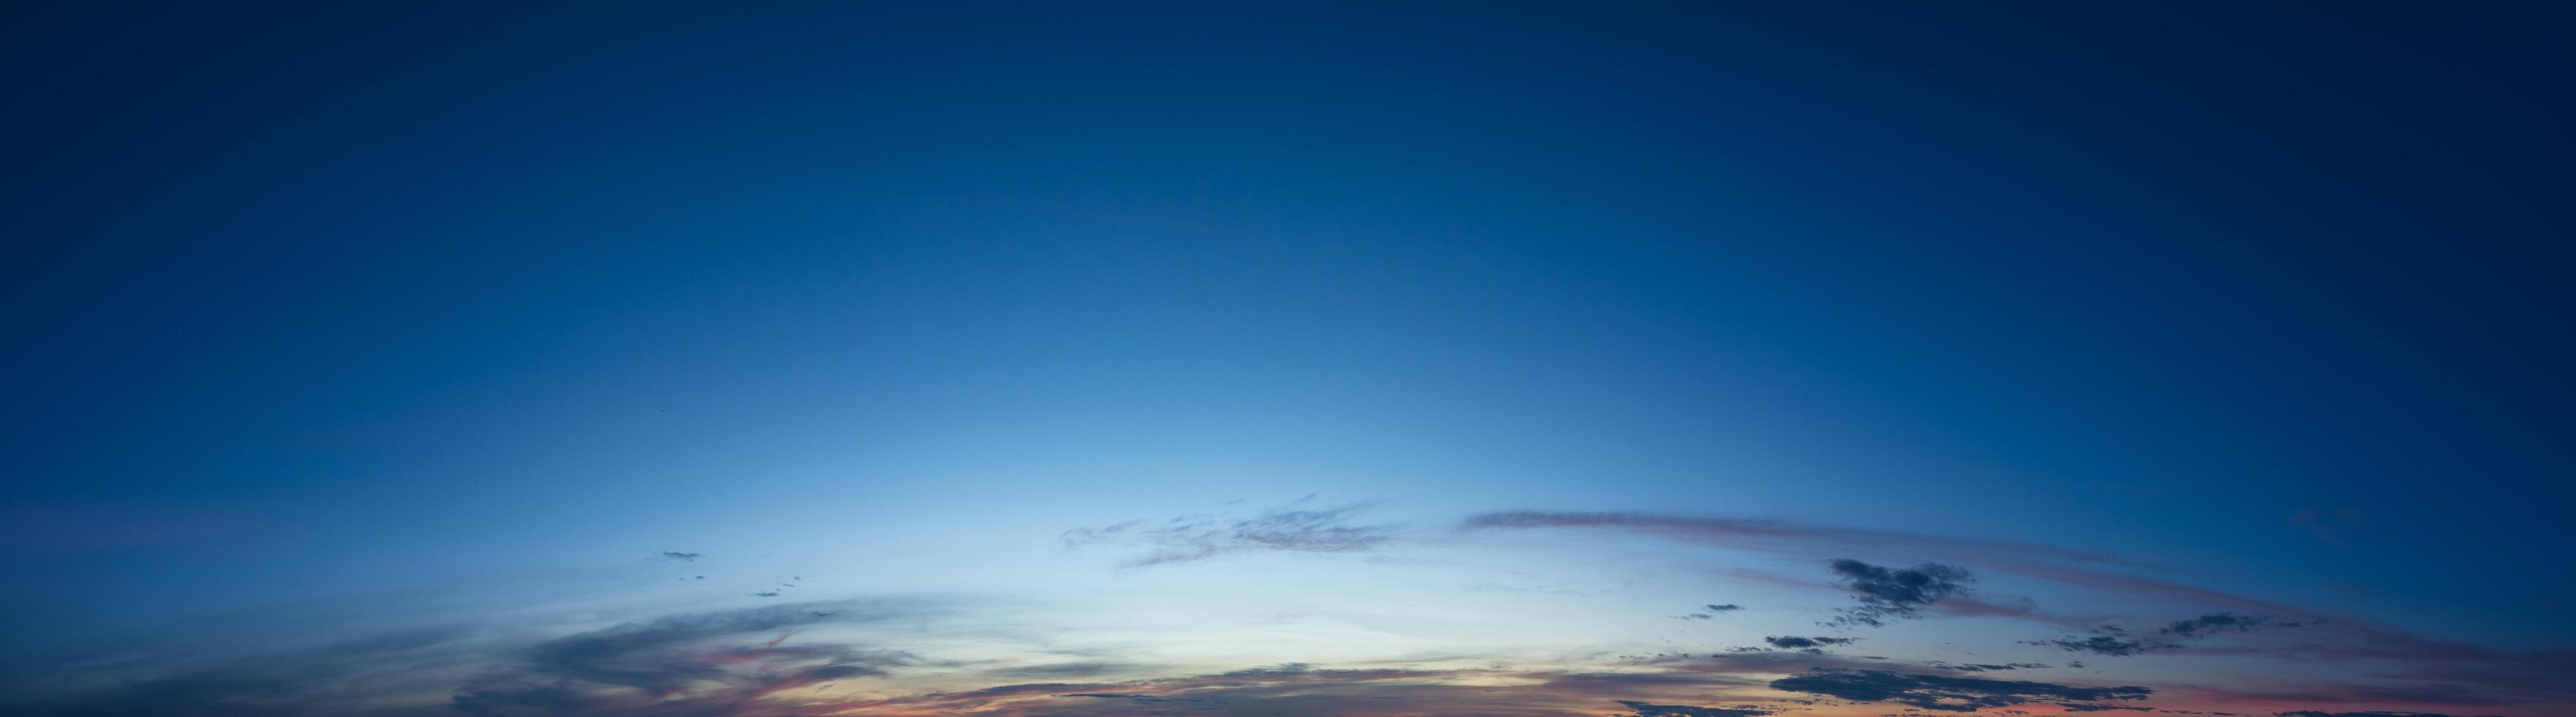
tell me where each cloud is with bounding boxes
[1066,503,1394,567]
[2274,712,2507,717]
[449,602,919,715]
[657,551,703,561]
[990,661,1146,679]
[1924,661,2053,672]
[1825,559,1974,628]
[1,600,938,717]
[1057,692,1213,704]
[2177,680,2528,708]
[2163,612,2298,637]
[2031,628,2150,657]
[1463,509,2575,709]
[1678,604,1745,620]
[813,656,1905,717]
[1614,699,1775,716]
[1768,668,2153,713]
[0,626,481,717]
[2032,613,2300,656]
[822,661,1716,716]
[1762,636,1861,650]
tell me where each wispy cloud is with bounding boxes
[2030,612,2302,656]
[1759,635,1861,652]
[1613,700,1774,716]
[2,600,938,717]
[1768,667,2154,713]
[2275,712,2507,717]
[1065,502,1395,567]
[1676,603,1744,620]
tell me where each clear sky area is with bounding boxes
[3,2,2571,716]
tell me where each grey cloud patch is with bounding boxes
[839,660,1801,716]
[3,599,946,717]
[1065,503,1394,568]
[1614,699,1775,716]
[0,626,483,717]
[993,661,1142,678]
[1677,604,1744,620]
[1825,560,1973,628]
[2162,612,2297,637]
[1767,668,2152,713]
[1762,636,1861,651]
[658,551,703,561]
[2031,613,2300,656]
[1930,594,2040,619]
[2273,713,2507,717]
[2031,630,2149,657]
[451,601,920,716]
[1924,661,2053,672]
[1058,692,1213,704]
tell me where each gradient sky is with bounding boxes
[4,2,2572,716]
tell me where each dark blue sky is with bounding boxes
[3,3,2572,716]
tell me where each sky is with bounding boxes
[2,1,2572,716]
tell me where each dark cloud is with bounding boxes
[1768,668,2152,713]
[828,658,1811,716]
[656,551,703,561]
[2032,613,2300,656]
[1462,509,2572,703]
[1825,560,1973,628]
[1066,503,1395,568]
[450,602,917,715]
[1926,662,2053,672]
[2182,680,2534,709]
[1058,692,1212,704]
[1677,604,1744,620]
[2032,633,2150,657]
[2274,713,2507,717]
[1763,636,1861,650]
[0,600,942,717]
[2287,711,2504,717]
[992,661,1142,679]
[0,627,480,717]
[1613,699,1774,716]
[2162,612,2297,637]
[1679,601,1762,619]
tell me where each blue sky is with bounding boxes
[3,2,2571,716]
